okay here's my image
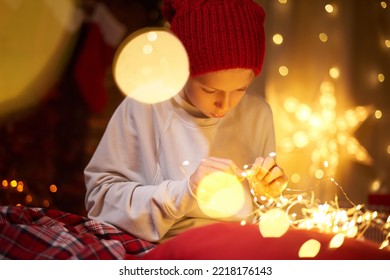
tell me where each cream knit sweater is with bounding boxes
[84,91,275,242]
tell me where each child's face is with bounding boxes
[182,68,255,118]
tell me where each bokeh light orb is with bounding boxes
[298,239,321,258]
[195,171,245,218]
[113,28,189,104]
[259,208,290,237]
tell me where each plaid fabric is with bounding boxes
[0,206,156,260]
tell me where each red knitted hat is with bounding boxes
[162,0,266,76]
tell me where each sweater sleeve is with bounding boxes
[84,99,199,242]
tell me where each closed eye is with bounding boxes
[202,88,217,94]
[236,86,249,92]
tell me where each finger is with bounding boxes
[267,177,288,197]
[250,157,265,177]
[253,157,276,181]
[262,165,284,185]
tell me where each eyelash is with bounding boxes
[202,88,217,94]
[202,88,248,94]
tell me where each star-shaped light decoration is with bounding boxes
[279,81,373,177]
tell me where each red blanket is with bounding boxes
[0,206,156,260]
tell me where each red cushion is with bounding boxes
[142,222,390,260]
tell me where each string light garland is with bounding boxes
[181,160,389,251]
[240,164,390,251]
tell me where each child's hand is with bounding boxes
[189,157,244,192]
[247,156,287,198]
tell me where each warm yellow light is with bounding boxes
[296,104,312,121]
[370,180,381,192]
[291,173,301,184]
[10,180,17,188]
[49,184,58,193]
[319,33,328,42]
[293,131,309,148]
[385,40,390,48]
[381,1,387,9]
[259,208,290,237]
[113,28,189,104]
[1,180,8,187]
[325,4,334,13]
[298,239,321,258]
[42,200,50,208]
[329,233,345,249]
[283,97,299,113]
[279,0,288,4]
[25,195,33,203]
[387,145,390,154]
[374,110,383,119]
[314,169,324,179]
[17,181,24,192]
[195,171,245,218]
[378,73,385,83]
[329,67,340,79]
[279,66,289,76]
[280,138,295,152]
[273,34,284,45]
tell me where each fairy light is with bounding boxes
[370,180,381,192]
[291,173,301,183]
[49,184,57,193]
[10,180,17,188]
[319,33,328,43]
[374,110,383,119]
[236,163,390,251]
[380,1,387,9]
[279,66,289,76]
[325,4,334,13]
[377,73,385,83]
[329,67,340,79]
[385,40,390,48]
[273,34,284,45]
[280,81,372,177]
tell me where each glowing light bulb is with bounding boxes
[329,67,340,79]
[325,4,334,13]
[374,110,382,119]
[319,33,328,42]
[378,73,385,83]
[291,173,301,183]
[279,66,289,76]
[273,34,284,45]
[385,40,390,48]
[381,1,387,9]
[49,184,57,193]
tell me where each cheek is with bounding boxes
[231,93,246,107]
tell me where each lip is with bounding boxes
[211,112,226,118]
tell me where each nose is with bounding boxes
[214,94,230,111]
